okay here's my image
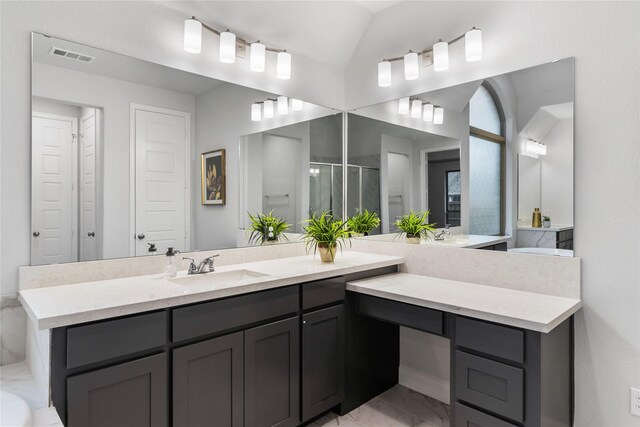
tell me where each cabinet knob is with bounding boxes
[32,231,40,237]
[137,234,145,240]
[88,232,95,237]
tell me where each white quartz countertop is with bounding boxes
[346,273,581,333]
[19,252,403,330]
[517,224,573,232]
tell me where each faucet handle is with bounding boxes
[182,257,197,274]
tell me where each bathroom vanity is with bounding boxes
[19,250,581,427]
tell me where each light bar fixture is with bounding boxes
[526,139,547,156]
[251,103,262,121]
[183,19,202,53]
[377,27,482,87]
[398,97,410,114]
[277,96,289,115]
[183,16,291,79]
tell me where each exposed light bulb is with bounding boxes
[465,28,482,62]
[378,61,392,87]
[250,42,266,72]
[277,96,289,115]
[423,104,434,121]
[220,30,236,63]
[433,40,449,71]
[251,103,262,121]
[433,107,444,124]
[264,100,274,118]
[411,100,422,118]
[184,19,202,53]
[398,97,410,114]
[277,51,291,80]
[291,99,304,111]
[404,51,419,80]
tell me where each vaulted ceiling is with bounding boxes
[159,1,401,70]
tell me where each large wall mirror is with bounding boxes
[30,32,340,265]
[347,58,574,255]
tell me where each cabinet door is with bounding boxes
[245,316,300,427]
[173,332,243,427]
[302,304,345,422]
[67,353,167,427]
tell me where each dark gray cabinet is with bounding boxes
[66,353,167,427]
[173,332,244,427]
[302,304,345,422]
[245,316,300,427]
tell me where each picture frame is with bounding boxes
[201,149,226,205]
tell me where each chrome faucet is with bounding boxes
[433,224,451,241]
[183,254,220,274]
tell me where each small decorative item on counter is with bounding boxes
[247,211,291,246]
[163,247,180,278]
[302,211,350,262]
[532,208,542,228]
[542,216,551,228]
[395,210,437,244]
[346,209,381,237]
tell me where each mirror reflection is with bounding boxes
[348,59,574,255]
[31,33,339,265]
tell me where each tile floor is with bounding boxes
[308,385,450,427]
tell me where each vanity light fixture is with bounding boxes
[263,99,275,118]
[277,51,292,80]
[277,96,289,115]
[250,42,266,72]
[377,27,482,87]
[404,51,419,80]
[433,107,444,124]
[183,17,291,78]
[411,99,422,118]
[398,97,410,114]
[291,98,304,111]
[423,103,434,121]
[433,40,449,72]
[219,30,236,63]
[526,139,547,156]
[251,103,262,121]
[183,19,202,53]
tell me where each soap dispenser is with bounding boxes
[532,208,542,228]
[163,247,179,278]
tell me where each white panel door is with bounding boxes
[80,111,97,261]
[134,108,188,256]
[31,114,76,265]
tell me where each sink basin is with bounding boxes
[430,238,471,246]
[169,269,268,287]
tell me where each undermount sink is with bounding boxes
[169,269,268,287]
[430,238,471,246]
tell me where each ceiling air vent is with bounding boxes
[49,47,95,63]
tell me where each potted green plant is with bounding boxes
[247,211,291,246]
[346,209,381,237]
[395,210,437,244]
[302,211,350,262]
[542,215,551,228]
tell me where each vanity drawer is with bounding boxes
[172,285,299,342]
[455,317,524,363]
[67,311,166,369]
[454,402,518,427]
[455,351,524,423]
[302,277,345,310]
[355,294,443,335]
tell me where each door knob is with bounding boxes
[88,232,95,237]
[137,234,145,240]
[33,231,40,237]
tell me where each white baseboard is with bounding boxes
[399,364,450,404]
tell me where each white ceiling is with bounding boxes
[158,1,400,70]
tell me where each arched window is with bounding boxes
[468,83,505,235]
